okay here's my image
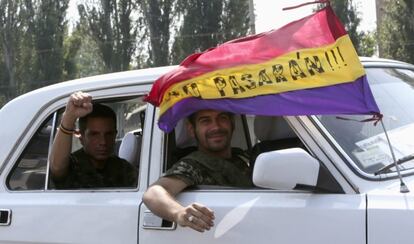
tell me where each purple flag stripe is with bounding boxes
[158,75,380,132]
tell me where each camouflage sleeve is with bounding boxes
[117,158,138,188]
[125,163,138,187]
[164,159,204,186]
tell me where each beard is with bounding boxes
[196,128,232,152]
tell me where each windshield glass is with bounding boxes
[317,66,414,174]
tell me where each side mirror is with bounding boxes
[253,148,320,190]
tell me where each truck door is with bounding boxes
[0,95,149,244]
[139,190,365,244]
[138,117,366,244]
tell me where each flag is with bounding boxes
[145,5,380,132]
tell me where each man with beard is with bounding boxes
[143,109,252,232]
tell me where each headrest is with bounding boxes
[118,130,141,164]
[254,116,296,141]
[175,119,197,148]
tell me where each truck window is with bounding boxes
[163,114,306,188]
[7,114,54,191]
[49,96,146,190]
[164,114,252,171]
[7,96,147,191]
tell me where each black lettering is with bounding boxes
[241,73,256,90]
[165,91,180,102]
[229,76,246,95]
[182,83,201,97]
[214,77,227,97]
[336,47,347,66]
[258,69,273,86]
[272,64,288,83]
[330,50,339,65]
[289,60,307,80]
[304,56,324,75]
[325,51,334,70]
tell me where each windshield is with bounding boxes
[317,66,414,174]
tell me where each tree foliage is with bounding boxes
[78,0,138,72]
[378,0,414,64]
[0,0,252,107]
[72,21,106,78]
[317,0,376,56]
[0,0,23,97]
[0,0,77,107]
[63,25,82,80]
[358,30,376,57]
[171,0,250,64]
[221,0,250,41]
[140,0,174,67]
[23,0,70,86]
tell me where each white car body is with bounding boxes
[1,58,414,244]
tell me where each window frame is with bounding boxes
[6,94,148,192]
[5,112,57,191]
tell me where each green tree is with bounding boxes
[25,0,69,87]
[0,49,8,107]
[70,20,106,78]
[75,34,106,78]
[78,0,138,72]
[63,26,82,80]
[171,0,223,63]
[140,0,174,67]
[358,30,376,57]
[378,0,414,64]
[0,0,85,107]
[17,0,38,89]
[0,0,24,98]
[171,0,250,64]
[221,0,250,41]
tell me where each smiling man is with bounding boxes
[49,91,137,189]
[143,109,252,232]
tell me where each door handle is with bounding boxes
[142,210,176,230]
[0,209,11,226]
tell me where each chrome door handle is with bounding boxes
[142,210,176,230]
[0,209,11,226]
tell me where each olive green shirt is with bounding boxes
[165,149,253,187]
[53,149,138,189]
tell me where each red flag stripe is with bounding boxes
[145,6,346,106]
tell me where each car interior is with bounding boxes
[6,95,341,193]
[6,96,146,191]
[160,113,344,193]
[163,114,306,175]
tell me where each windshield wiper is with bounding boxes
[374,153,414,175]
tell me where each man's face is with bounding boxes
[189,110,233,155]
[80,117,117,163]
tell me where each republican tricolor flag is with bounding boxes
[145,4,380,132]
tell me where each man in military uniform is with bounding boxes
[49,91,137,189]
[143,109,252,232]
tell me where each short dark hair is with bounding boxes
[187,112,198,127]
[78,103,117,133]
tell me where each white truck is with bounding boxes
[1,57,414,244]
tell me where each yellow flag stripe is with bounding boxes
[160,35,364,116]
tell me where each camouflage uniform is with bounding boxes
[53,149,138,189]
[165,148,252,187]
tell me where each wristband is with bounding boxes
[59,124,75,135]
